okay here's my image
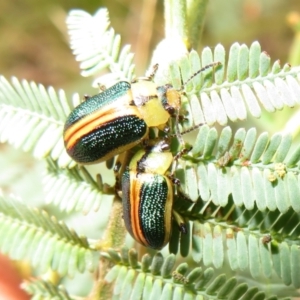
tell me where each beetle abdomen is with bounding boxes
[63,80,150,163]
[65,115,147,164]
[139,174,169,248]
[65,81,132,126]
[122,171,173,249]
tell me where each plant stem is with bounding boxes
[164,0,209,49]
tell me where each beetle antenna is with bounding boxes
[171,123,203,162]
[182,61,221,88]
[174,107,185,147]
[170,122,204,138]
[171,62,220,153]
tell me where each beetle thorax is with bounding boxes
[131,80,170,128]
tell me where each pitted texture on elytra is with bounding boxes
[68,115,147,163]
[139,174,168,249]
[65,81,131,128]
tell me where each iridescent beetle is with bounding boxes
[63,63,219,164]
[121,139,192,250]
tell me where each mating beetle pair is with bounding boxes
[63,62,219,249]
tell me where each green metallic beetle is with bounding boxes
[63,68,181,164]
[121,139,189,250]
[63,62,219,164]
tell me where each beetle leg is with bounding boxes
[140,64,159,81]
[163,125,170,134]
[173,145,192,161]
[146,63,159,80]
[106,156,115,170]
[114,151,132,194]
[113,160,122,196]
[97,83,107,92]
[162,101,187,122]
[168,174,193,203]
[83,94,91,102]
[131,64,159,84]
[177,188,194,203]
[172,210,187,234]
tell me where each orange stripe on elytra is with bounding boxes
[130,175,148,247]
[64,93,132,141]
[66,106,138,149]
[64,98,141,149]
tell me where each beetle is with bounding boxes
[63,62,219,164]
[63,67,177,164]
[121,139,190,250]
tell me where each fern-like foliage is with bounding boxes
[0,193,99,277]
[168,42,300,126]
[103,248,290,300]
[164,125,300,289]
[0,76,75,168]
[189,219,300,289]
[22,279,73,300]
[1,41,300,169]
[43,158,108,214]
[67,8,136,84]
[181,125,300,212]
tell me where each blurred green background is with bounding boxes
[1,0,300,90]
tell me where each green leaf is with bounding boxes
[67,9,135,82]
[0,194,98,276]
[0,76,75,167]
[43,159,106,213]
[22,279,73,300]
[165,41,300,125]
